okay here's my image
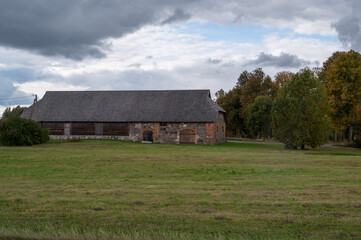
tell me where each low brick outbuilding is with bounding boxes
[21,90,226,145]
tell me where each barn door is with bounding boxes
[64,123,71,135]
[143,131,153,142]
[180,129,195,144]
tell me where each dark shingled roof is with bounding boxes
[21,90,225,123]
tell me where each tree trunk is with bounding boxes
[340,125,343,142]
[349,117,355,142]
[241,130,247,138]
[335,132,338,142]
[349,125,353,142]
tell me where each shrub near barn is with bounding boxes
[0,117,49,146]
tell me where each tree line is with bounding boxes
[216,50,361,148]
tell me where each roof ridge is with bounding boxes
[46,89,210,93]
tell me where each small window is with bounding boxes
[217,126,219,132]
[160,122,167,127]
[72,122,95,135]
[42,122,64,135]
[222,126,224,132]
[134,128,140,135]
[197,129,205,134]
[103,123,129,136]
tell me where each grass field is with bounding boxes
[0,140,360,240]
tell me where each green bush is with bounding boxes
[0,117,49,146]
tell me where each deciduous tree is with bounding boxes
[239,68,272,119]
[270,71,294,99]
[216,88,246,137]
[271,68,331,149]
[215,89,225,99]
[2,105,27,119]
[235,70,250,90]
[247,96,273,139]
[319,50,361,142]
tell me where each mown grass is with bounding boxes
[0,140,360,239]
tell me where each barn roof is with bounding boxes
[21,90,225,123]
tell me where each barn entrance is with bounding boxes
[143,130,153,142]
[180,129,195,144]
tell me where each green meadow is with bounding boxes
[0,140,360,239]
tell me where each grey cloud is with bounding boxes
[332,17,361,52]
[128,63,142,68]
[39,45,107,61]
[0,68,39,83]
[332,0,361,51]
[0,67,49,106]
[162,8,191,25]
[206,58,222,64]
[0,0,193,60]
[221,62,236,68]
[0,79,17,100]
[64,69,181,91]
[40,58,245,96]
[186,0,350,25]
[0,79,33,106]
[247,52,311,68]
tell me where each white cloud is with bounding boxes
[33,25,260,96]
[266,19,338,36]
[262,33,341,63]
[43,25,258,77]
[292,19,338,36]
[13,81,89,99]
[188,0,350,36]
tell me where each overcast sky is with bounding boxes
[1,0,360,112]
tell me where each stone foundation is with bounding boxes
[46,121,226,145]
[50,135,140,141]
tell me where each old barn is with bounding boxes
[21,90,226,145]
